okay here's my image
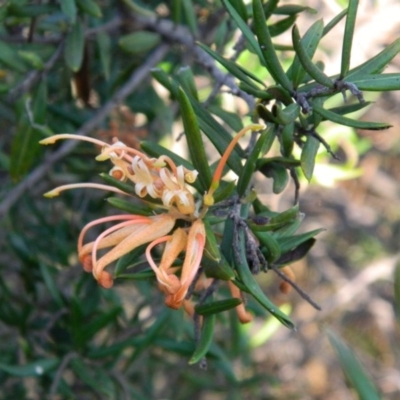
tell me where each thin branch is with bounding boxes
[0,44,170,221]
[0,16,123,45]
[133,14,255,111]
[270,264,321,310]
[7,40,66,103]
[49,352,78,397]
[5,17,124,103]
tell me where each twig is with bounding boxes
[5,17,124,103]
[49,352,78,397]
[0,16,123,45]
[0,44,170,221]
[133,14,255,111]
[270,264,321,310]
[7,40,66,103]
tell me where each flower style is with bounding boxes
[41,123,263,321]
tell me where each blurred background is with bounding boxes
[1,0,400,399]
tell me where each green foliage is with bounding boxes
[1,0,399,398]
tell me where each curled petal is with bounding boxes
[93,214,176,281]
[109,166,127,181]
[78,215,150,254]
[145,228,187,294]
[83,220,152,264]
[166,220,205,308]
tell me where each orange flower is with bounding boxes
[41,124,263,321]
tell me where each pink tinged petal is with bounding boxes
[80,217,153,274]
[93,214,175,280]
[78,215,149,253]
[145,228,187,294]
[91,219,156,276]
[86,221,152,265]
[167,220,205,308]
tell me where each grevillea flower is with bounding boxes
[41,124,263,321]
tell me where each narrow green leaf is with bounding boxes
[39,263,64,307]
[222,0,265,63]
[274,5,317,15]
[291,24,333,88]
[10,83,47,180]
[258,161,289,193]
[274,238,316,266]
[128,309,172,364]
[0,40,26,73]
[208,106,243,132]
[327,101,372,117]
[76,0,102,18]
[212,180,237,204]
[18,51,44,70]
[188,97,245,175]
[257,156,300,169]
[346,38,400,79]
[189,314,215,364]
[234,231,294,328]
[348,73,400,91]
[60,0,77,22]
[276,228,323,254]
[203,219,222,260]
[7,4,56,17]
[263,0,279,18]
[178,88,212,190]
[195,299,242,316]
[252,0,293,91]
[340,0,359,78]
[237,127,275,196]
[239,82,275,99]
[312,103,392,130]
[65,21,85,72]
[83,307,122,342]
[202,256,236,281]
[275,103,300,125]
[182,0,198,35]
[197,43,266,89]
[0,359,59,377]
[99,173,136,195]
[106,197,153,216]
[328,330,380,400]
[268,15,297,37]
[249,204,299,232]
[288,20,324,88]
[97,32,111,80]
[323,8,347,36]
[300,134,319,181]
[177,66,199,100]
[253,231,282,263]
[257,103,279,124]
[229,0,248,21]
[119,32,160,54]
[114,245,148,276]
[151,68,179,97]
[281,122,294,156]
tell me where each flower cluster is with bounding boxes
[41,134,204,311]
[41,124,263,319]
